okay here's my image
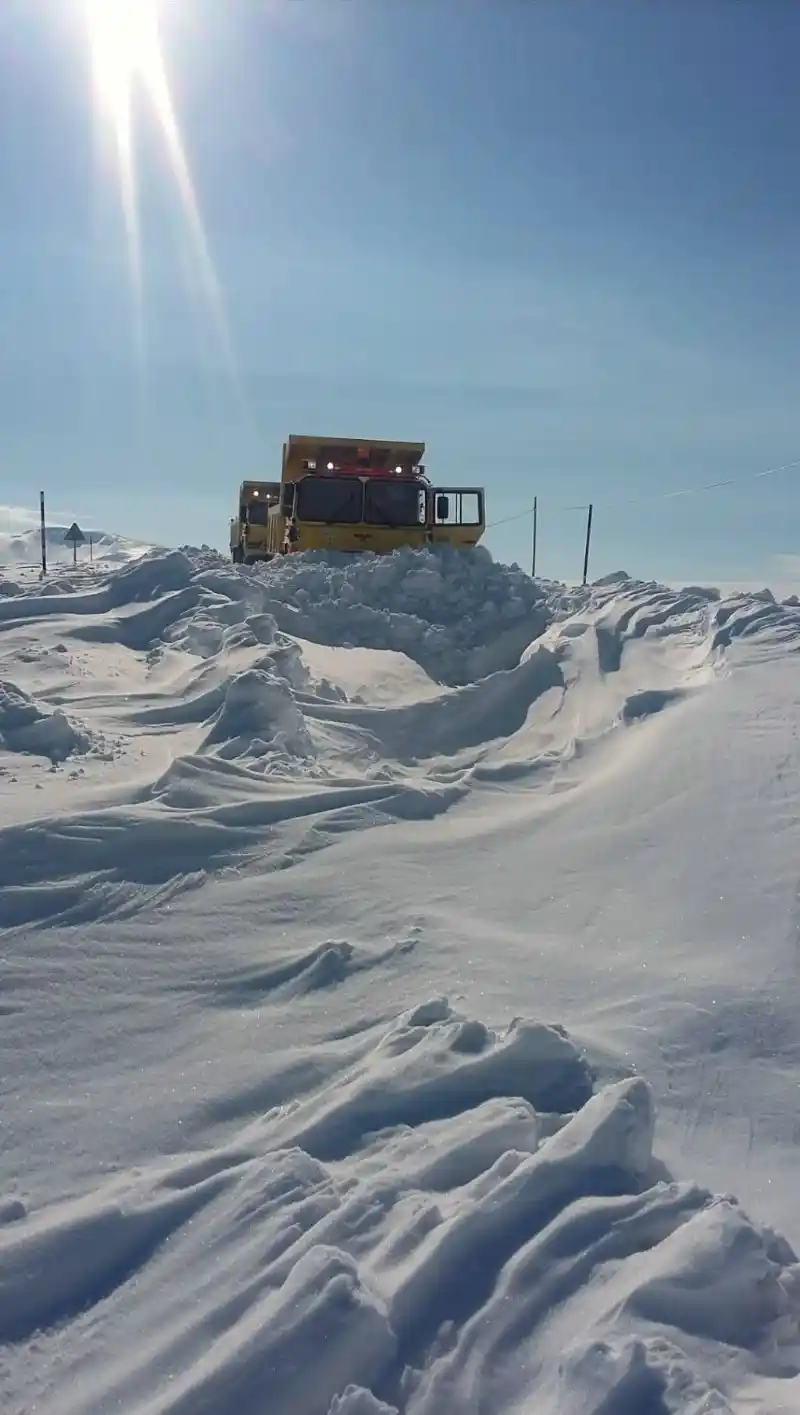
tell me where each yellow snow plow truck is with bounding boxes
[230,435,485,564]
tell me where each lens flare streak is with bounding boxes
[86,0,235,375]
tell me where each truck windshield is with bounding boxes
[363,479,424,527]
[295,477,363,523]
[246,500,269,525]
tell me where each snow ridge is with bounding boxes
[1,545,799,1414]
[3,1001,799,1415]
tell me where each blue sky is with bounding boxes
[1,0,799,586]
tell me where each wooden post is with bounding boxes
[582,502,593,585]
[39,491,46,579]
[531,495,538,578]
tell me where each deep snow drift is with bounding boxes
[248,542,551,683]
[1,543,799,1414]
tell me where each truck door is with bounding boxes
[429,488,485,546]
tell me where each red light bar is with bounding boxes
[325,463,420,479]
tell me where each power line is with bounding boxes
[485,455,800,531]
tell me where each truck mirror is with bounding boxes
[436,494,450,521]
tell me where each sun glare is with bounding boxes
[85,0,236,378]
[86,0,163,125]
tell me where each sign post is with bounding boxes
[64,522,86,566]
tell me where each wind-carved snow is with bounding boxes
[0,680,93,764]
[1,544,800,1414]
[2,1001,799,1415]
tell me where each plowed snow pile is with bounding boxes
[1,544,800,1415]
[251,544,550,682]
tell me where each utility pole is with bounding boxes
[531,495,538,578]
[39,491,47,579]
[582,503,594,586]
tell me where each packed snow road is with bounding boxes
[1,544,799,1414]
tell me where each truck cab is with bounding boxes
[230,481,282,564]
[276,436,486,555]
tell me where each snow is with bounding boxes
[0,523,156,573]
[246,544,550,684]
[1,540,799,1414]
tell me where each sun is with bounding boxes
[84,0,236,381]
[85,0,164,127]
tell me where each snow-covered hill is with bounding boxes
[1,544,799,1414]
[0,523,156,570]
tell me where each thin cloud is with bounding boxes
[0,505,40,532]
[0,504,83,533]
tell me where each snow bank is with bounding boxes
[5,547,795,697]
[3,546,800,1412]
[0,547,197,624]
[203,666,317,768]
[0,680,91,764]
[0,543,553,690]
[2,546,797,906]
[5,1000,799,1415]
[251,546,550,684]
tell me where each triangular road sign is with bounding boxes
[64,522,86,544]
